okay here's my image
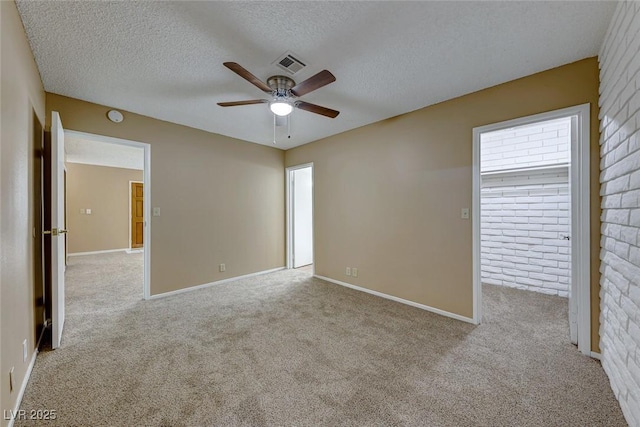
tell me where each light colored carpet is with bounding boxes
[17,252,626,426]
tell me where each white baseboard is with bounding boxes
[68,248,128,257]
[314,275,475,324]
[148,267,285,300]
[7,349,38,427]
[590,351,601,360]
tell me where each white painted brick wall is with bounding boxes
[481,117,571,172]
[599,2,640,425]
[481,119,571,297]
[481,170,571,297]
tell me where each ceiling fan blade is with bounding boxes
[217,99,268,107]
[223,62,272,93]
[291,70,336,97]
[295,101,340,118]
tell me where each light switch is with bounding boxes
[86,208,92,215]
[80,209,85,214]
[352,268,358,278]
[461,208,469,219]
[153,207,161,217]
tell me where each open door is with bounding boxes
[292,167,313,268]
[48,111,67,349]
[568,116,578,345]
[131,182,144,249]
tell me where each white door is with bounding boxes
[292,167,313,268]
[568,116,578,345]
[50,111,66,349]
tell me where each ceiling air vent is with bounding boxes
[273,51,307,75]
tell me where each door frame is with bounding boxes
[33,109,46,348]
[285,162,314,271]
[472,103,591,356]
[65,130,151,300]
[128,180,144,250]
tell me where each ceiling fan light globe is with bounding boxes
[269,101,293,116]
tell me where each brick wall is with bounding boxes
[598,2,640,425]
[481,117,571,172]
[481,119,571,297]
[481,170,571,296]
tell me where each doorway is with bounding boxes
[286,163,314,270]
[472,104,592,356]
[64,130,151,300]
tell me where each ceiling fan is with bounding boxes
[217,62,340,119]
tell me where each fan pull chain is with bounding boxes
[288,114,291,139]
[273,114,277,145]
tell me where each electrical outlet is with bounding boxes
[80,208,85,214]
[9,367,14,393]
[86,208,92,215]
[153,207,161,217]
[219,264,226,272]
[346,267,351,276]
[352,268,358,278]
[22,339,27,362]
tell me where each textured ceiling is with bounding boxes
[16,1,616,150]
[66,134,144,170]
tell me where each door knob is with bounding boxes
[43,228,68,236]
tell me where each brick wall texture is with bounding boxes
[481,118,571,172]
[481,119,571,296]
[598,2,640,425]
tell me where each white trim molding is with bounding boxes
[68,248,129,257]
[472,103,591,356]
[148,267,285,300]
[7,350,38,427]
[315,275,475,324]
[590,352,602,361]
[472,124,482,326]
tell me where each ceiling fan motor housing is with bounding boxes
[267,75,295,98]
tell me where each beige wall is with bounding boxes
[46,94,285,295]
[0,1,47,424]
[286,58,602,352]
[1,11,604,426]
[66,163,143,254]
